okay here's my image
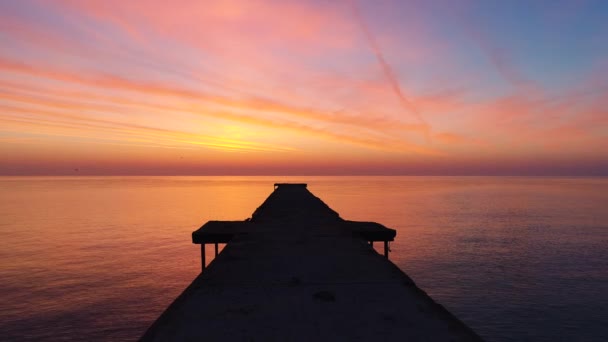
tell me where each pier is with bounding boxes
[141,183,481,341]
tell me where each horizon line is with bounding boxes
[1,173,607,177]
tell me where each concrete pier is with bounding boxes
[141,183,482,341]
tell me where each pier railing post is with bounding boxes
[214,243,218,257]
[201,244,206,271]
[384,240,389,258]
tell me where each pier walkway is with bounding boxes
[141,183,481,341]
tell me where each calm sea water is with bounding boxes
[0,176,607,341]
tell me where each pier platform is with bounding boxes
[141,183,481,341]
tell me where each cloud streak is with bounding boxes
[349,0,431,142]
[0,54,439,155]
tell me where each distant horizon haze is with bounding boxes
[2,156,608,176]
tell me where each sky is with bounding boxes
[0,0,607,175]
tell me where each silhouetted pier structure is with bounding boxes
[142,183,481,341]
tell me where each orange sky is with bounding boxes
[1,0,607,175]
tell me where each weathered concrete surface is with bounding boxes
[141,184,482,341]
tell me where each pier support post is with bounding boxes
[370,241,374,247]
[201,244,206,271]
[384,241,389,258]
[214,243,218,257]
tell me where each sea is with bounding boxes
[0,176,606,341]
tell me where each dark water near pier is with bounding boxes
[1,176,607,341]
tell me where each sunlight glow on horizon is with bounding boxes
[1,0,607,175]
